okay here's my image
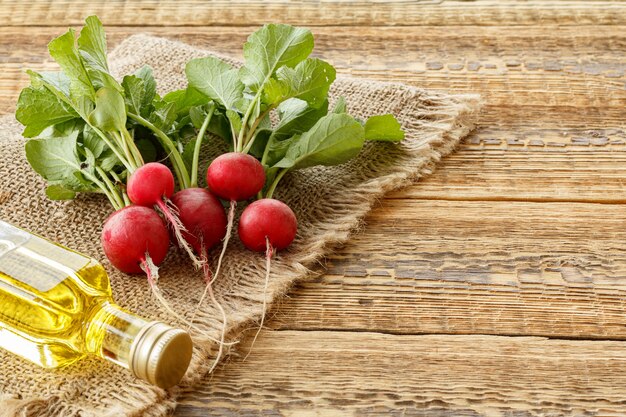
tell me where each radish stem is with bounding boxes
[127,112,190,188]
[236,92,262,152]
[242,105,273,154]
[121,127,145,168]
[95,167,124,209]
[190,103,215,188]
[265,169,288,199]
[87,123,135,173]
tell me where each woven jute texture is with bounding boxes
[0,35,480,417]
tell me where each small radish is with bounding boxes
[237,198,297,359]
[204,153,266,262]
[206,153,265,201]
[197,152,266,310]
[127,162,202,268]
[238,198,297,252]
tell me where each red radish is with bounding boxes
[196,152,267,305]
[237,199,297,360]
[101,205,170,274]
[126,162,175,206]
[238,199,297,252]
[189,153,266,366]
[206,153,265,201]
[127,162,202,267]
[101,205,182,321]
[170,188,227,255]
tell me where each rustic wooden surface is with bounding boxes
[1,1,626,415]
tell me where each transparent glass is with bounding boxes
[0,220,148,369]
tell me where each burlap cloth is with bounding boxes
[0,35,480,416]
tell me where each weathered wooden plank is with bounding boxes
[267,199,626,340]
[175,330,626,416]
[1,25,624,112]
[390,123,626,203]
[2,0,626,27]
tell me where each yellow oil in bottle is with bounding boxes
[0,220,193,388]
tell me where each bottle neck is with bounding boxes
[84,301,149,369]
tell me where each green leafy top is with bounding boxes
[16,16,192,208]
[182,23,405,199]
[17,18,405,208]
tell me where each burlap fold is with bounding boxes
[0,35,480,417]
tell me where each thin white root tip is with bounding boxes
[156,198,205,269]
[244,237,273,361]
[140,253,228,345]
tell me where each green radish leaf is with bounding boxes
[88,87,126,132]
[274,113,365,170]
[181,139,197,172]
[38,119,83,139]
[263,58,336,108]
[239,24,314,92]
[123,67,158,117]
[274,98,328,141]
[263,133,299,167]
[48,29,96,102]
[82,124,106,158]
[248,129,272,159]
[98,149,120,171]
[164,87,207,117]
[77,16,109,73]
[134,65,157,114]
[77,16,121,93]
[29,71,71,97]
[332,96,347,114]
[45,184,77,200]
[25,132,83,183]
[16,85,79,137]
[364,114,405,142]
[149,99,177,132]
[260,99,329,166]
[208,110,234,143]
[82,147,97,176]
[189,105,207,130]
[121,74,145,116]
[226,110,242,136]
[185,57,244,110]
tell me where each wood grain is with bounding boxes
[268,199,626,339]
[177,330,626,416]
[1,0,625,27]
[2,1,626,415]
[2,26,625,112]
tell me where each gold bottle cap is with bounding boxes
[130,321,193,389]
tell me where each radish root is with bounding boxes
[200,248,228,374]
[141,253,231,346]
[192,199,236,314]
[156,198,204,269]
[244,237,273,361]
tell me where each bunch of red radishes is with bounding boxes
[18,17,405,345]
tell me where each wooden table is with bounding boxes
[2,1,626,415]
